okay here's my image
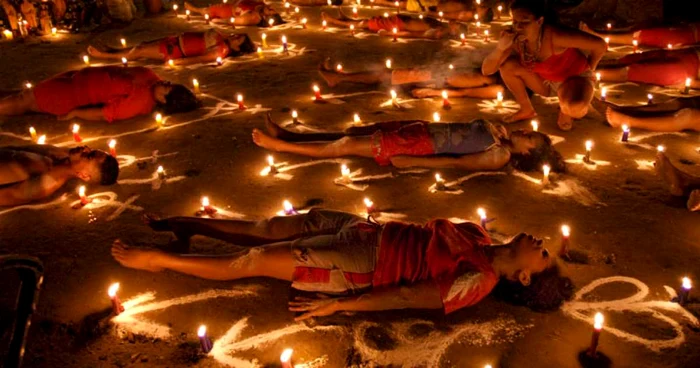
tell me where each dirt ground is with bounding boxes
[1,2,700,368]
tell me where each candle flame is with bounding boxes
[294,6,299,13]
[392,27,397,34]
[29,126,36,135]
[601,87,607,97]
[83,55,90,64]
[390,89,397,99]
[283,200,294,212]
[477,207,486,219]
[230,17,235,23]
[313,84,320,92]
[216,56,222,64]
[622,124,629,133]
[485,29,489,36]
[448,64,454,70]
[497,91,503,102]
[282,35,287,43]
[267,155,274,166]
[336,63,343,71]
[25,82,32,89]
[322,20,327,27]
[269,18,275,26]
[606,23,612,29]
[363,197,374,209]
[353,113,361,123]
[51,27,57,35]
[168,59,175,67]
[350,24,355,31]
[302,18,307,25]
[543,164,551,178]
[647,93,653,100]
[292,110,298,118]
[385,59,392,69]
[682,277,692,290]
[280,348,293,363]
[596,72,601,81]
[460,33,465,40]
[341,164,350,176]
[78,185,86,197]
[155,113,163,123]
[686,78,691,87]
[667,43,672,49]
[633,39,638,46]
[108,282,119,297]
[173,4,178,10]
[439,11,443,17]
[474,13,479,21]
[37,135,46,144]
[121,57,128,66]
[604,37,610,44]
[485,365,493,368]
[237,94,243,102]
[384,12,389,18]
[530,120,539,131]
[205,14,210,20]
[594,312,604,330]
[186,10,190,15]
[442,90,448,99]
[197,325,207,337]
[657,145,665,152]
[157,165,164,174]
[201,196,210,207]
[497,5,502,11]
[72,124,80,134]
[585,140,593,151]
[192,78,199,87]
[435,173,443,182]
[120,38,126,47]
[432,112,440,122]
[561,225,570,237]
[109,139,116,149]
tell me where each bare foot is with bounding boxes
[265,112,289,138]
[111,239,164,272]
[87,45,108,58]
[318,68,341,88]
[252,128,283,151]
[688,190,700,211]
[654,152,689,196]
[579,21,595,35]
[411,88,440,98]
[605,107,627,128]
[557,111,574,131]
[503,108,537,123]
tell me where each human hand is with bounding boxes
[497,29,518,51]
[288,294,340,321]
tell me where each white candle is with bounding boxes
[542,164,550,185]
[530,119,539,132]
[496,91,503,106]
[363,197,374,213]
[78,185,88,205]
[435,173,445,190]
[51,27,57,36]
[353,113,361,124]
[432,112,440,122]
[37,135,46,145]
[283,200,295,215]
[155,113,163,127]
[29,127,37,141]
[120,38,126,47]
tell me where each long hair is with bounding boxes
[228,34,256,57]
[492,262,574,312]
[509,132,567,173]
[161,84,202,115]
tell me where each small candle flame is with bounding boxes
[302,18,307,25]
[216,56,222,64]
[201,196,210,207]
[442,90,448,100]
[474,13,479,21]
[155,113,163,123]
[336,63,343,71]
[657,145,665,152]
[353,113,361,123]
[435,173,443,182]
[350,24,355,31]
[543,164,551,178]
[686,78,691,87]
[384,12,389,18]
[647,93,653,101]
[120,38,126,47]
[25,82,32,89]
[531,120,539,131]
[72,124,80,134]
[173,4,178,10]
[477,207,486,219]
[197,325,207,337]
[230,17,235,23]
[78,185,86,197]
[682,277,692,290]
[237,94,243,102]
[585,140,593,152]
[594,312,604,330]
[109,139,116,149]
[392,27,397,35]
[121,57,128,65]
[283,200,294,212]
[83,55,90,65]
[205,14,210,20]
[168,59,175,67]
[322,20,327,27]
[341,164,350,176]
[385,59,392,69]
[267,155,274,166]
[497,5,502,11]
[280,348,293,363]
[292,110,298,118]
[390,89,397,99]
[192,78,199,87]
[186,10,190,15]
[51,27,57,35]
[363,197,374,209]
[561,225,570,237]
[606,23,612,29]
[497,91,503,102]
[37,135,46,145]
[269,18,275,26]
[313,85,320,92]
[157,165,164,174]
[601,87,607,98]
[282,35,287,44]
[604,37,610,44]
[485,365,493,368]
[29,127,36,135]
[596,72,601,81]
[622,124,629,133]
[439,11,444,18]
[432,112,440,122]
[294,6,299,13]
[633,39,638,46]
[448,64,454,70]
[108,282,119,297]
[667,43,672,49]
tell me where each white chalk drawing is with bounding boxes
[279,119,324,133]
[118,151,179,169]
[379,96,417,109]
[261,158,349,180]
[626,131,690,151]
[0,194,68,217]
[562,276,699,352]
[70,192,144,221]
[477,99,521,114]
[635,159,655,171]
[334,168,428,191]
[565,154,612,170]
[297,90,385,104]
[118,170,186,190]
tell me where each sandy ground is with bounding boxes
[1,2,700,368]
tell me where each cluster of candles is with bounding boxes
[28,126,46,144]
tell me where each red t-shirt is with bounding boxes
[207,0,261,18]
[33,66,162,122]
[180,30,229,59]
[372,219,499,314]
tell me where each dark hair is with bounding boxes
[510,0,547,19]
[259,13,285,28]
[510,131,566,173]
[492,262,574,312]
[229,34,256,57]
[163,84,202,115]
[99,153,120,185]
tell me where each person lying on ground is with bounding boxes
[321,9,461,40]
[0,145,118,206]
[605,98,700,133]
[579,21,700,49]
[655,151,700,212]
[112,209,574,320]
[481,0,606,130]
[0,66,200,123]
[184,0,284,27]
[252,114,566,172]
[426,1,493,22]
[87,30,256,66]
[596,47,700,89]
[318,57,504,99]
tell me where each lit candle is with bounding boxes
[83,55,90,66]
[667,43,672,49]
[384,12,389,18]
[282,35,288,53]
[442,90,450,109]
[657,145,665,153]
[683,77,691,94]
[186,9,191,20]
[341,164,351,183]
[352,6,358,17]
[438,11,443,20]
[621,125,630,142]
[173,4,178,15]
[283,200,297,215]
[29,127,37,141]
[37,135,46,145]
[390,89,398,105]
[197,325,213,354]
[108,139,117,157]
[679,277,692,305]
[257,47,264,59]
[419,14,423,19]
[155,113,163,128]
[301,18,307,29]
[327,0,331,5]
[3,30,13,40]
[192,78,200,94]
[460,33,466,45]
[542,164,551,185]
[435,173,445,190]
[595,72,601,88]
[363,197,375,214]
[285,1,290,13]
[322,20,327,30]
[385,58,392,69]
[72,124,82,142]
[632,39,638,52]
[600,87,607,102]
[647,93,653,105]
[157,165,166,180]
[267,155,277,174]
[604,37,610,49]
[530,119,539,132]
[432,112,440,122]
[230,17,236,27]
[476,20,481,28]
[168,59,175,68]
[497,4,503,19]
[484,30,489,42]
[120,38,126,48]
[205,13,210,24]
[237,94,245,110]
[477,207,487,229]
[280,348,294,368]
[370,0,375,7]
[201,196,216,215]
[496,91,503,106]
[584,140,593,164]
[560,225,570,256]
[588,312,604,357]
[313,84,323,101]
[269,18,275,27]
[216,56,223,66]
[336,63,343,72]
[294,7,300,21]
[606,23,612,30]
[292,110,299,124]
[476,0,481,4]
[350,24,355,36]
[108,282,125,315]
[353,113,361,124]
[51,27,57,36]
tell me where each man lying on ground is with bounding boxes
[252,114,566,172]
[605,98,700,133]
[580,22,700,49]
[655,151,700,212]
[184,0,284,27]
[112,209,573,320]
[596,47,700,89]
[318,57,504,99]
[87,30,256,66]
[322,9,460,40]
[0,145,119,206]
[0,66,200,123]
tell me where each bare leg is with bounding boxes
[446,72,499,89]
[606,106,700,131]
[579,22,636,45]
[498,56,549,123]
[264,112,346,141]
[654,152,700,196]
[321,11,367,29]
[319,68,388,88]
[412,85,504,99]
[111,239,295,280]
[596,67,629,83]
[88,40,165,61]
[557,76,595,131]
[0,90,40,116]
[252,129,374,159]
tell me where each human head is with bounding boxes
[492,259,574,312]
[510,0,546,41]
[68,146,119,185]
[260,12,285,28]
[226,34,256,56]
[508,130,566,173]
[503,233,552,286]
[153,82,202,115]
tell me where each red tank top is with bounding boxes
[520,31,590,82]
[179,31,227,58]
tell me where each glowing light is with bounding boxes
[37,135,46,145]
[477,208,486,219]
[496,91,503,103]
[682,277,692,290]
[657,145,665,152]
[51,27,57,36]
[596,72,601,82]
[230,17,235,24]
[606,23,612,30]
[25,82,32,89]
[283,200,294,213]
[72,124,80,134]
[155,113,163,125]
[121,57,128,65]
[269,18,275,26]
[108,282,119,297]
[561,225,570,237]
[594,312,604,330]
[585,140,593,152]
[216,56,223,65]
[686,78,691,87]
[292,110,298,119]
[390,89,397,100]
[168,59,175,68]
[622,124,629,133]
[120,38,126,47]
[267,155,275,167]
[385,59,392,69]
[198,325,207,337]
[432,112,440,122]
[531,120,539,131]
[604,37,610,45]
[280,348,294,364]
[448,64,454,70]
[201,196,210,208]
[108,139,116,150]
[341,164,350,177]
[667,43,672,49]
[363,197,374,209]
[82,55,90,65]
[543,164,550,179]
[353,113,361,123]
[157,165,164,175]
[336,63,343,72]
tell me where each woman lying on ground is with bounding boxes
[184,0,284,27]
[605,98,700,133]
[87,30,256,66]
[596,47,700,89]
[112,209,574,320]
[321,9,460,40]
[252,114,566,172]
[655,151,700,211]
[579,22,700,49]
[318,58,504,99]
[0,66,200,122]
[426,1,493,22]
[481,0,606,130]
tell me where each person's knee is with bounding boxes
[499,58,521,75]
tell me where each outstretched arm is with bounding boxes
[290,280,443,321]
[390,147,511,170]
